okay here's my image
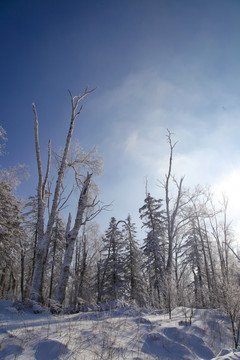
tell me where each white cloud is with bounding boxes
[211,170,240,239]
[212,170,240,218]
[89,69,240,234]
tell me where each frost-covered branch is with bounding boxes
[0,124,7,156]
[31,88,95,303]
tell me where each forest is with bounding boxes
[1,90,240,352]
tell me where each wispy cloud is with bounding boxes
[89,69,240,231]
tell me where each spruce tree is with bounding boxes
[99,217,125,302]
[139,193,166,307]
[122,215,146,306]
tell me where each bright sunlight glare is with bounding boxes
[213,170,240,238]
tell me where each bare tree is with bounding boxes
[30,88,95,303]
[52,172,103,307]
[159,130,190,316]
[0,124,7,156]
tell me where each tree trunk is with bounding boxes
[53,173,92,306]
[30,90,93,303]
[20,249,25,302]
[77,237,88,299]
[49,235,57,301]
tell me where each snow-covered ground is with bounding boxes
[0,300,240,359]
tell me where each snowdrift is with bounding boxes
[0,300,240,359]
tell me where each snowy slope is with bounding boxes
[0,300,240,359]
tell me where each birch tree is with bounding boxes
[52,172,97,307]
[30,88,95,303]
[0,124,7,156]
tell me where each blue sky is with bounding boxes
[1,0,240,233]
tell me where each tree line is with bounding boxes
[1,90,240,345]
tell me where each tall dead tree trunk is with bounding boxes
[77,235,88,300]
[53,173,92,306]
[161,130,185,316]
[30,89,94,303]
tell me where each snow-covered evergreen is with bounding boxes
[139,193,166,307]
[98,217,126,302]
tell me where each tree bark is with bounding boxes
[30,90,93,303]
[53,173,92,306]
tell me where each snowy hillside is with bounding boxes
[1,301,240,359]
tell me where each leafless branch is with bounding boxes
[42,139,51,199]
[57,186,74,213]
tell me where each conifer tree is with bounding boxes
[122,215,146,306]
[0,179,23,299]
[99,217,125,302]
[139,193,166,307]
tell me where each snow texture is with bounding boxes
[1,300,240,359]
